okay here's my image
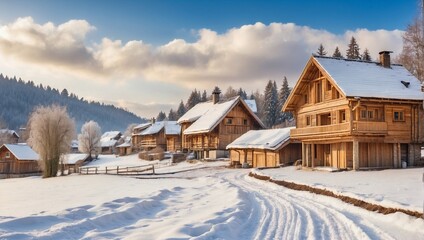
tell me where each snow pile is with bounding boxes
[255,166,424,212]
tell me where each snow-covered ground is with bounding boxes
[0,154,423,239]
[254,166,424,212]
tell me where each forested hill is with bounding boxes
[0,74,145,131]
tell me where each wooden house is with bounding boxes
[227,127,302,168]
[165,122,182,152]
[0,129,19,144]
[131,123,152,151]
[138,121,180,151]
[100,131,123,154]
[283,52,424,170]
[0,144,39,176]
[178,89,265,159]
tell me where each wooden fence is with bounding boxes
[79,164,155,175]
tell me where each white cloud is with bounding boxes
[0,17,405,115]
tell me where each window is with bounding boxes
[393,111,404,121]
[225,118,233,125]
[367,110,374,120]
[339,110,346,123]
[306,116,311,126]
[360,110,367,119]
[304,94,309,104]
[243,119,248,125]
[5,152,10,158]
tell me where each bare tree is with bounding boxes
[78,120,102,160]
[28,105,75,178]
[399,17,424,82]
[123,123,138,138]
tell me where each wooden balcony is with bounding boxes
[291,122,351,139]
[352,121,387,135]
[291,121,388,139]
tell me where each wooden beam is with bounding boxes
[353,140,359,170]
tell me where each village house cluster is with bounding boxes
[1,51,423,177]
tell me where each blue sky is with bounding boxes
[0,0,420,118]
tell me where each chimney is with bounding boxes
[212,86,221,104]
[379,51,392,68]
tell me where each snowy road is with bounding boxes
[1,167,423,239]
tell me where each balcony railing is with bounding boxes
[291,121,388,139]
[352,121,387,134]
[291,122,350,138]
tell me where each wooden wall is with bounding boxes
[359,142,393,168]
[0,149,39,174]
[166,135,182,152]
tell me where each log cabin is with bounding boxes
[131,123,152,151]
[100,131,123,154]
[283,52,424,170]
[0,144,39,176]
[178,88,265,159]
[227,127,301,168]
[138,121,180,151]
[62,153,89,174]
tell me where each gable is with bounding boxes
[283,56,345,111]
[183,97,264,135]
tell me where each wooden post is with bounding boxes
[106,167,108,174]
[95,167,98,174]
[152,164,155,175]
[353,140,359,170]
[311,144,315,169]
[393,143,398,168]
[117,166,119,174]
[301,142,305,167]
[86,168,88,175]
[244,150,247,165]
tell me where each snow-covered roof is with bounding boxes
[140,121,165,135]
[314,56,424,100]
[0,129,19,138]
[1,144,39,161]
[100,131,121,147]
[227,127,294,151]
[63,153,89,164]
[117,137,131,148]
[164,121,181,135]
[134,123,151,130]
[244,99,257,113]
[181,97,264,135]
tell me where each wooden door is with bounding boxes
[400,144,408,164]
[255,153,265,168]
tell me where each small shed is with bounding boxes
[117,137,132,156]
[0,129,19,144]
[227,127,301,168]
[62,153,89,174]
[0,144,40,176]
[100,131,123,154]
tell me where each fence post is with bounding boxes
[86,168,88,174]
[152,164,155,175]
[117,166,119,174]
[106,167,108,174]
[95,167,98,174]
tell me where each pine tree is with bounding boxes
[201,90,207,102]
[168,108,178,121]
[176,100,186,118]
[362,48,371,61]
[156,111,166,121]
[186,89,201,110]
[277,77,293,124]
[346,37,361,59]
[262,80,279,128]
[316,44,327,56]
[237,88,247,99]
[332,46,343,58]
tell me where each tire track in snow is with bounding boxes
[219,171,403,240]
